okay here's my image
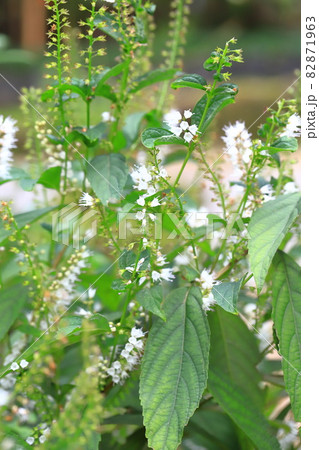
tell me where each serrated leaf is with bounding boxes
[272,250,301,421]
[191,84,238,132]
[140,286,210,450]
[141,127,187,148]
[0,285,28,341]
[129,68,177,94]
[208,372,280,450]
[248,192,300,292]
[87,154,129,205]
[212,279,242,314]
[136,286,166,321]
[171,73,207,91]
[208,307,263,407]
[208,308,280,449]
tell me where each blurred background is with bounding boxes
[0,0,300,209]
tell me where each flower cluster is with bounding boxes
[49,247,91,309]
[222,121,253,166]
[281,113,301,138]
[10,359,29,371]
[196,269,220,312]
[106,327,145,384]
[164,109,199,143]
[131,164,168,226]
[0,115,18,179]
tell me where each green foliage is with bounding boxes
[248,192,300,292]
[86,154,129,205]
[212,279,242,314]
[208,308,280,449]
[0,2,301,449]
[140,287,210,449]
[0,285,28,341]
[272,251,301,421]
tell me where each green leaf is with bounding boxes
[129,68,177,94]
[183,406,241,450]
[94,83,117,101]
[122,112,145,146]
[68,122,107,147]
[136,286,166,321]
[0,206,56,243]
[208,307,263,407]
[141,127,187,148]
[208,308,280,449]
[0,285,28,340]
[37,166,62,190]
[208,372,280,450]
[192,83,238,132]
[87,154,129,205]
[270,136,298,153]
[248,192,300,292]
[140,287,210,450]
[0,167,30,185]
[171,73,207,91]
[94,62,128,88]
[272,251,301,421]
[212,279,242,314]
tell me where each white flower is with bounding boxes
[26,437,35,445]
[159,167,168,178]
[79,192,94,207]
[137,195,146,206]
[170,126,183,137]
[125,343,134,352]
[88,288,96,299]
[197,269,220,291]
[164,109,197,143]
[39,435,46,444]
[164,109,182,127]
[222,121,252,165]
[180,120,189,131]
[121,349,130,359]
[189,124,198,135]
[113,361,121,370]
[131,164,152,191]
[150,197,160,207]
[10,362,19,371]
[20,359,29,369]
[184,109,193,119]
[151,270,161,282]
[160,268,175,282]
[260,184,274,202]
[0,115,18,179]
[202,292,216,312]
[149,213,156,222]
[135,210,146,221]
[283,181,298,194]
[128,336,138,346]
[184,132,194,143]
[131,327,145,338]
[101,112,115,122]
[281,113,301,138]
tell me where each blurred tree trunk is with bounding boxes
[20,0,46,51]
